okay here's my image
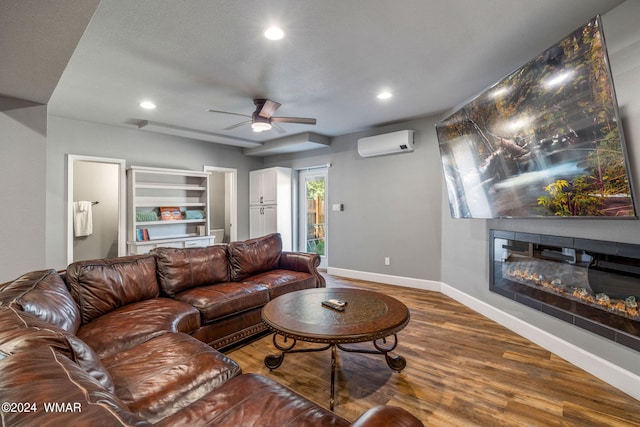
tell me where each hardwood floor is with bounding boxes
[226,274,640,426]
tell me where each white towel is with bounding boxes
[73,201,93,237]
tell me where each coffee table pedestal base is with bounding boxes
[264,333,406,410]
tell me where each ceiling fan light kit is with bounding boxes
[251,120,272,132]
[208,98,317,134]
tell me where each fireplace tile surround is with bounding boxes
[489,229,640,352]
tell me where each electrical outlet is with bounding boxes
[384,257,390,266]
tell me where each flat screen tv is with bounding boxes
[436,16,636,219]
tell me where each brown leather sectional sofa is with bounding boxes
[0,233,423,426]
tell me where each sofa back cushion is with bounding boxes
[228,233,282,281]
[0,269,81,334]
[0,306,115,392]
[152,245,229,297]
[66,255,159,324]
[0,306,73,360]
[0,346,148,426]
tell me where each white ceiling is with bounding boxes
[3,0,626,154]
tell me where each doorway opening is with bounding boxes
[203,166,237,243]
[66,155,126,265]
[298,167,328,269]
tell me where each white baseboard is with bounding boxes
[325,267,640,401]
[326,267,441,291]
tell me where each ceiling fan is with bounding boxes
[207,99,316,134]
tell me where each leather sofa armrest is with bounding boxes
[278,252,326,288]
[350,406,424,427]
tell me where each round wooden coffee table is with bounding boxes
[261,287,410,410]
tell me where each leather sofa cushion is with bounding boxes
[77,298,200,359]
[242,270,316,299]
[0,306,115,392]
[0,269,81,333]
[152,245,229,297]
[0,346,149,426]
[155,373,350,427]
[228,233,282,281]
[174,282,270,323]
[102,332,241,423]
[66,255,160,324]
[0,306,71,359]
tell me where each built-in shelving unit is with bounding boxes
[127,166,214,254]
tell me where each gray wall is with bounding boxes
[46,116,262,270]
[440,1,640,376]
[0,102,47,281]
[264,117,443,281]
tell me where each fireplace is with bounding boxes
[490,229,640,352]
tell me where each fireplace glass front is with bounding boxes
[490,229,640,352]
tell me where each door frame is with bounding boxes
[66,155,126,265]
[298,167,328,269]
[203,165,238,242]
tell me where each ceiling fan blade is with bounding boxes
[271,122,287,134]
[257,99,281,119]
[271,116,317,125]
[223,120,251,130]
[207,109,251,119]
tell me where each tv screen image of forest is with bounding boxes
[436,16,636,219]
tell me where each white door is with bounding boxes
[250,205,278,238]
[249,206,262,238]
[249,171,262,205]
[263,205,278,235]
[261,169,278,204]
[298,168,328,269]
[249,168,278,205]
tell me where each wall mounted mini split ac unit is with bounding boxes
[357,129,415,158]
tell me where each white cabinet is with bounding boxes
[250,168,278,205]
[249,167,292,250]
[127,166,214,255]
[250,205,278,237]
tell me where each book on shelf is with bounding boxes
[136,228,150,241]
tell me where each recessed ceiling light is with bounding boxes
[377,91,393,100]
[264,26,285,40]
[140,101,157,110]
